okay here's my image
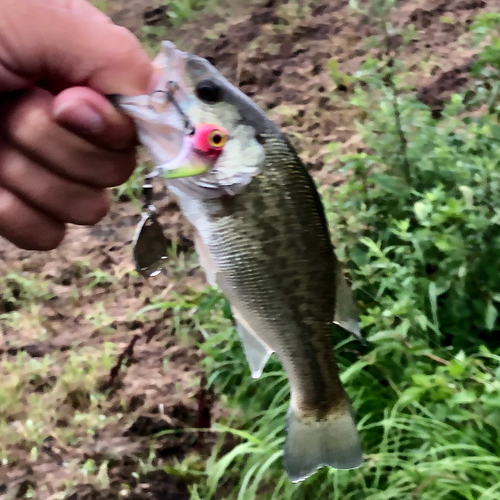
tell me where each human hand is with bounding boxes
[0,0,154,250]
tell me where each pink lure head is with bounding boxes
[190,123,229,164]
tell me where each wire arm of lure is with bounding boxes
[149,82,195,135]
[141,177,156,213]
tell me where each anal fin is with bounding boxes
[232,307,273,379]
[191,234,274,378]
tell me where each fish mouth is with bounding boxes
[109,92,201,179]
[108,42,207,179]
[109,41,264,197]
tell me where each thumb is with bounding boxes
[0,0,153,95]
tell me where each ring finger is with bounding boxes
[0,140,110,225]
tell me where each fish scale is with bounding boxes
[200,132,341,409]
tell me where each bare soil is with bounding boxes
[1,0,497,498]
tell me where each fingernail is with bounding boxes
[53,100,105,134]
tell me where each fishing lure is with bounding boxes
[123,86,229,277]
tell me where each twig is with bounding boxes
[107,334,140,387]
[423,352,449,366]
[195,375,214,442]
[383,49,412,185]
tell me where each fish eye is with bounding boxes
[195,79,223,104]
[208,129,228,148]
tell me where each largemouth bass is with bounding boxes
[113,41,363,482]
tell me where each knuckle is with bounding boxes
[0,187,65,251]
[107,26,153,93]
[100,153,136,188]
[86,191,110,225]
[114,26,146,63]
[0,187,20,223]
[71,190,110,226]
[0,147,26,184]
[115,25,140,46]
[6,95,51,147]
[31,226,66,251]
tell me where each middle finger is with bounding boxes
[0,87,136,188]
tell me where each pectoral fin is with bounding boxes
[232,307,273,379]
[334,269,365,344]
[193,230,218,286]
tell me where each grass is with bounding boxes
[160,297,500,500]
[163,0,221,27]
[0,273,54,312]
[3,0,224,497]
[154,6,500,500]
[0,344,118,463]
[111,157,151,203]
[0,244,208,497]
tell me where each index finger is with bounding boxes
[0,0,153,95]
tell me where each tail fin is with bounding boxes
[283,403,363,483]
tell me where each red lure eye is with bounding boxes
[192,124,229,153]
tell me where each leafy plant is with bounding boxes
[329,66,500,352]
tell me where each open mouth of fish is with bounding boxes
[107,42,216,180]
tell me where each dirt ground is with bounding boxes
[1,0,498,498]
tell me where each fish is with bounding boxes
[112,41,363,482]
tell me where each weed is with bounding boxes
[85,302,116,335]
[86,269,116,289]
[0,344,118,464]
[89,0,109,13]
[163,0,217,28]
[0,273,53,313]
[111,159,150,204]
